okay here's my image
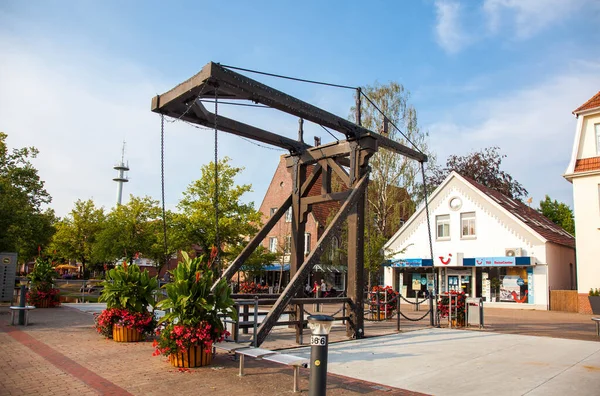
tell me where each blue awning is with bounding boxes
[384,258,433,268]
[240,263,290,271]
[463,256,533,266]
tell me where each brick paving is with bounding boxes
[0,303,597,396]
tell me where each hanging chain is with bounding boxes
[214,87,220,274]
[160,114,169,270]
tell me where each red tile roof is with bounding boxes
[573,91,600,114]
[574,157,600,172]
[461,175,575,248]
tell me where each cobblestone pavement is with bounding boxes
[1,303,597,396]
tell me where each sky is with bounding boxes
[1,0,599,218]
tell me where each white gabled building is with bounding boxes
[564,91,600,314]
[383,171,575,310]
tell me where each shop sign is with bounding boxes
[389,258,433,267]
[411,273,422,291]
[473,257,515,266]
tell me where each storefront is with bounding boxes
[463,256,534,304]
[384,259,435,298]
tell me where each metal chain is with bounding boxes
[398,309,432,322]
[399,294,429,305]
[160,115,169,269]
[214,86,220,273]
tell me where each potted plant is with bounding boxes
[153,250,237,368]
[27,258,60,308]
[438,291,466,326]
[94,261,158,342]
[589,288,600,314]
[370,285,398,319]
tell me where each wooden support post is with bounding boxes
[255,175,368,346]
[290,157,306,280]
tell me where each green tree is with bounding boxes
[48,199,105,275]
[538,195,575,235]
[94,195,162,265]
[350,82,433,286]
[354,82,434,238]
[426,146,528,200]
[177,157,262,265]
[0,132,55,262]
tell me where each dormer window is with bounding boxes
[596,124,600,155]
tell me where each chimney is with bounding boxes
[314,136,321,146]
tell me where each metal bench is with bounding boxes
[9,306,36,326]
[213,342,308,393]
[592,318,600,336]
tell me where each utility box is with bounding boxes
[466,297,484,328]
[0,253,18,302]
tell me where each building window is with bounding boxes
[461,212,476,238]
[304,233,311,254]
[284,235,291,253]
[436,215,450,240]
[285,207,292,222]
[596,124,600,155]
[269,237,278,253]
[270,207,278,217]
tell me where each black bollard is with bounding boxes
[308,315,334,396]
[18,285,26,325]
[429,294,434,326]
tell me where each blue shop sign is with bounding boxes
[463,256,533,267]
[387,258,433,267]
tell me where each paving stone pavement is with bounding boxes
[1,303,598,396]
[0,305,421,395]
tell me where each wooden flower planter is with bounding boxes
[169,345,212,368]
[35,299,50,309]
[112,325,142,342]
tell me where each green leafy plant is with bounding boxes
[26,258,60,307]
[154,250,237,357]
[590,288,600,297]
[96,261,159,338]
[99,261,159,311]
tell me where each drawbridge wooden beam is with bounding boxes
[255,174,368,346]
[150,62,427,162]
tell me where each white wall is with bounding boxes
[545,243,576,290]
[578,114,600,158]
[573,174,600,293]
[386,177,544,263]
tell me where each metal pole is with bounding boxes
[449,294,452,328]
[429,294,434,326]
[396,295,401,332]
[376,291,380,320]
[253,296,259,347]
[18,285,26,325]
[308,315,334,396]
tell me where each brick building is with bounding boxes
[257,155,346,292]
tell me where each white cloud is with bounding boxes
[434,0,470,54]
[427,60,600,207]
[483,0,590,38]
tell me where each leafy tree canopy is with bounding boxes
[94,195,162,265]
[177,157,262,256]
[427,146,528,200]
[0,132,55,262]
[538,195,575,235]
[47,199,105,273]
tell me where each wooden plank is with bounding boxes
[255,174,368,346]
[301,191,350,206]
[326,158,350,187]
[191,102,309,153]
[152,62,428,162]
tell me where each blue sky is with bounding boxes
[1,0,599,217]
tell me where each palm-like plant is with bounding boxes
[154,250,237,360]
[99,262,158,311]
